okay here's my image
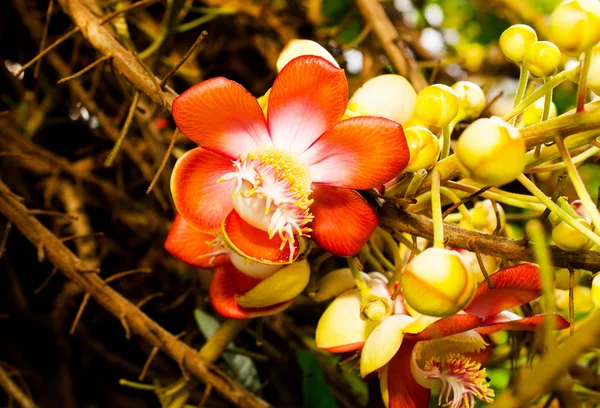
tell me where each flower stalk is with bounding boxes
[510,65,529,125]
[577,50,592,112]
[431,169,444,249]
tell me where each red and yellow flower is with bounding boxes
[170,55,410,264]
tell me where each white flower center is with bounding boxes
[425,353,494,408]
[218,146,313,260]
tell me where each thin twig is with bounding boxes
[15,26,80,77]
[0,221,12,259]
[146,128,179,194]
[56,54,112,84]
[0,364,39,408]
[160,30,208,88]
[34,267,58,294]
[34,0,54,78]
[28,209,78,220]
[442,186,491,219]
[69,293,91,335]
[105,91,141,167]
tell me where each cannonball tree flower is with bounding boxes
[316,264,569,407]
[171,55,409,264]
[165,214,310,319]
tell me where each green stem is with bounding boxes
[440,187,471,220]
[441,124,451,159]
[526,220,557,350]
[376,228,402,270]
[503,69,572,123]
[176,7,234,33]
[510,65,529,125]
[577,50,592,112]
[529,145,600,173]
[368,237,396,272]
[542,77,553,122]
[431,169,444,248]
[347,257,370,298]
[402,168,428,199]
[517,174,600,247]
[358,246,385,273]
[555,136,600,232]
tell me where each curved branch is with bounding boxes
[378,206,600,271]
[0,179,271,408]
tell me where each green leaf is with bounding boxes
[297,350,337,408]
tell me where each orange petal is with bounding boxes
[464,263,542,320]
[477,311,570,335]
[222,210,299,264]
[172,78,271,158]
[164,214,228,268]
[310,185,378,257]
[404,314,483,341]
[301,116,409,189]
[209,264,291,319]
[381,342,430,408]
[171,148,234,233]
[267,56,348,153]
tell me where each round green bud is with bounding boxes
[413,84,459,127]
[452,81,487,122]
[523,41,562,78]
[550,0,600,56]
[499,24,538,63]
[404,126,440,172]
[520,97,558,127]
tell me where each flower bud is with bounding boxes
[550,0,600,56]
[499,24,538,63]
[455,117,526,186]
[566,44,600,94]
[401,248,476,317]
[523,41,562,78]
[591,274,600,307]
[347,75,417,125]
[471,199,506,234]
[276,39,339,71]
[413,84,459,127]
[552,219,594,251]
[520,97,558,127]
[404,126,440,172]
[556,286,595,315]
[360,294,392,322]
[554,268,583,290]
[452,81,486,122]
[454,249,499,285]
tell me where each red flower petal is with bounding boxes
[477,313,570,335]
[209,264,291,319]
[310,184,378,257]
[171,148,234,233]
[321,342,365,353]
[404,314,483,341]
[385,342,431,408]
[172,77,271,158]
[301,117,409,189]
[267,56,348,153]
[223,210,299,263]
[464,264,542,320]
[164,214,228,268]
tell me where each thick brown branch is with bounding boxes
[0,179,271,408]
[379,206,600,271]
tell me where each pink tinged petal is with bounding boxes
[404,314,483,341]
[164,214,228,268]
[301,117,410,189]
[381,341,431,408]
[477,311,570,335]
[360,315,416,377]
[315,288,379,352]
[172,77,270,158]
[464,263,542,320]
[267,55,348,153]
[209,264,291,319]
[171,148,234,233]
[310,184,378,257]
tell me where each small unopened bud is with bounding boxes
[276,39,338,71]
[360,295,392,322]
[455,117,526,187]
[554,268,583,290]
[499,24,538,63]
[550,0,600,56]
[471,199,506,234]
[402,248,475,317]
[565,44,600,94]
[552,219,594,252]
[347,75,417,125]
[452,81,486,122]
[523,41,562,78]
[404,126,440,172]
[520,97,557,127]
[413,84,459,127]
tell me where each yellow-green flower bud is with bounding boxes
[455,117,526,187]
[360,294,392,322]
[552,219,594,252]
[550,0,600,56]
[452,81,486,122]
[402,248,476,317]
[499,24,538,63]
[404,126,440,172]
[523,41,562,78]
[554,268,583,290]
[520,97,558,127]
[565,44,600,93]
[556,286,595,315]
[347,75,417,125]
[413,84,459,127]
[276,39,339,71]
[592,274,600,307]
[471,199,506,234]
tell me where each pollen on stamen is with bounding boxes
[197,234,229,265]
